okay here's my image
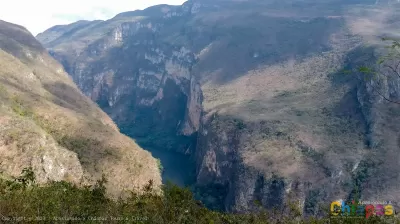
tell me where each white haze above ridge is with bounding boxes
[0,0,186,35]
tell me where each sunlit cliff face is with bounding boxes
[0,19,162,198]
[37,0,400,214]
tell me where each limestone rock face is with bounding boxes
[0,117,84,184]
[39,13,203,152]
[37,0,400,214]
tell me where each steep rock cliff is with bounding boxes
[37,0,400,214]
[193,3,400,213]
[38,5,203,153]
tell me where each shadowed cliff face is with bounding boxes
[39,16,203,153]
[0,20,162,198]
[37,0,400,214]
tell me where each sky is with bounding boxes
[1,0,186,36]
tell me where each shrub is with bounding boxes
[10,94,33,117]
[0,168,398,224]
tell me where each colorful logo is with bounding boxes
[330,200,394,219]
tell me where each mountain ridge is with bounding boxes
[0,19,162,198]
[36,0,400,214]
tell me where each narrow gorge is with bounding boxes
[37,0,400,214]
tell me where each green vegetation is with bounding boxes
[156,158,164,172]
[304,189,320,216]
[233,119,246,130]
[193,183,229,211]
[10,94,33,117]
[0,83,7,96]
[356,38,400,104]
[0,168,397,224]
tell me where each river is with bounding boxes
[146,147,196,187]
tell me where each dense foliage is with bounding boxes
[0,168,398,224]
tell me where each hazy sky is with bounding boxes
[1,0,186,35]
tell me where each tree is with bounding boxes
[357,38,400,104]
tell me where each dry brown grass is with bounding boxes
[197,25,370,202]
[0,24,161,198]
[195,4,400,206]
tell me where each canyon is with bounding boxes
[36,0,400,214]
